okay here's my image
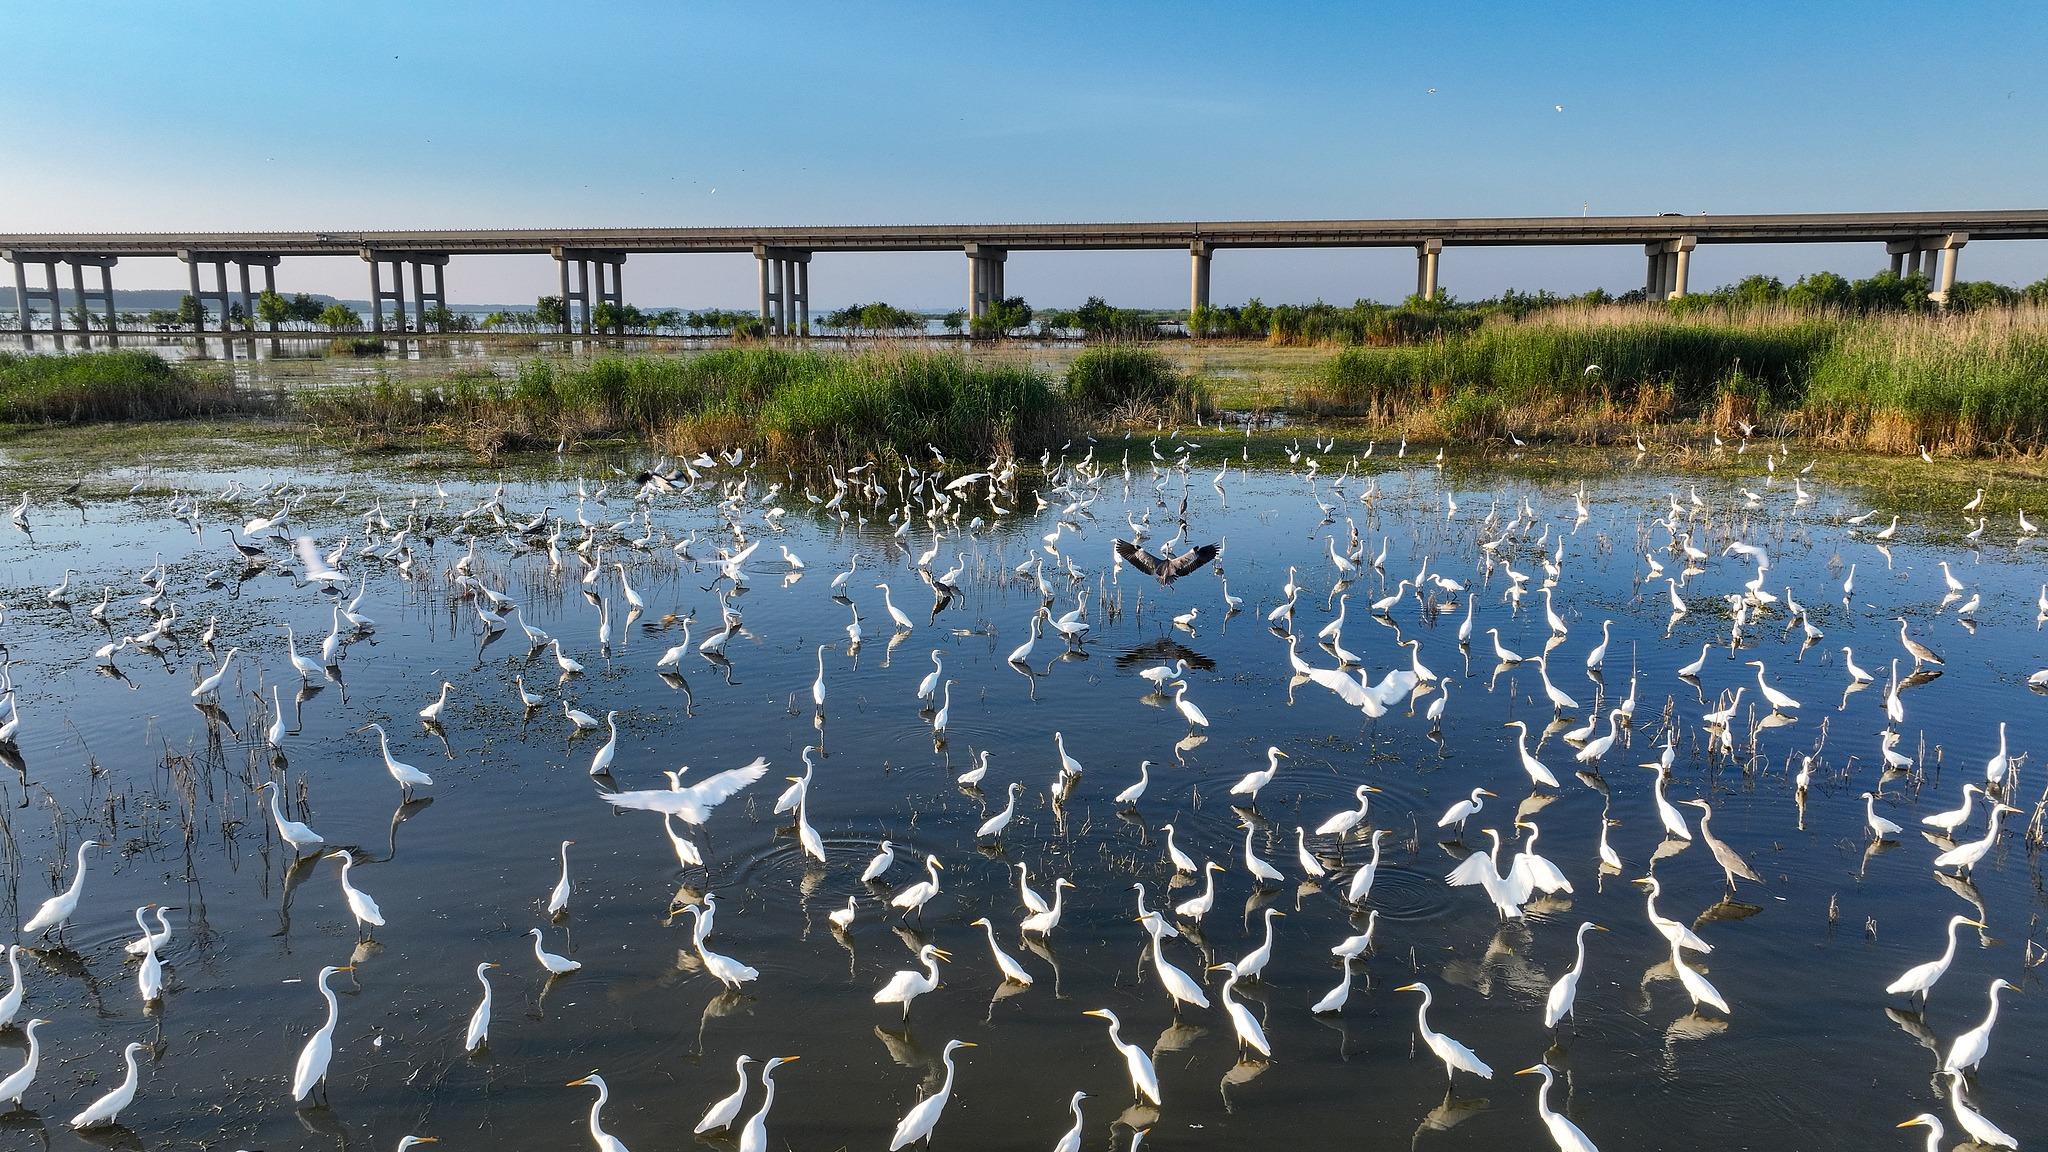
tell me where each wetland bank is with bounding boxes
[0,303,2044,1152]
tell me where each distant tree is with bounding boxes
[2025,277,2048,306]
[536,295,567,329]
[256,290,291,328]
[318,302,361,331]
[940,309,966,334]
[287,293,325,326]
[1942,280,2020,312]
[1784,271,1853,311]
[177,294,205,328]
[227,302,247,328]
[1727,274,1784,306]
[422,303,457,331]
[1847,270,1928,313]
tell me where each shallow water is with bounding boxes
[0,447,2040,1151]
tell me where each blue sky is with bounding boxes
[6,0,2045,308]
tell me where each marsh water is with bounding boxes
[0,443,2041,1152]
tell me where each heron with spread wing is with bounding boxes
[1115,539,1220,585]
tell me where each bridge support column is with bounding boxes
[1642,236,1695,299]
[1933,232,1967,305]
[1886,239,1914,277]
[8,257,26,335]
[98,261,118,337]
[415,256,450,330]
[553,249,623,334]
[1189,241,1212,321]
[752,247,807,336]
[361,250,415,334]
[965,244,1006,324]
[1415,237,1443,300]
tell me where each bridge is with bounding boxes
[6,209,2046,338]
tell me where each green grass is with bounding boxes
[1296,304,2048,452]
[1062,344,1209,422]
[300,346,1062,461]
[0,349,260,423]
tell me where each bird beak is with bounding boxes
[1084,1009,1109,1019]
[337,965,355,972]
[567,1077,591,1087]
[1514,1065,1543,1076]
[1394,982,1422,992]
[1364,785,1382,793]
[413,1141,440,1146]
[1592,924,1609,932]
[1630,877,1652,887]
[957,1042,978,1048]
[932,949,953,961]
[1479,789,1497,798]
[780,1054,802,1062]
[1895,1120,1924,1129]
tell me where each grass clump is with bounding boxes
[303,347,1063,462]
[1064,345,1209,424]
[0,350,259,423]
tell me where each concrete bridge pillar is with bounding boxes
[965,244,1007,323]
[552,248,622,334]
[2,250,111,337]
[360,249,414,333]
[1189,241,1212,320]
[1642,237,1695,299]
[1415,238,1443,300]
[1933,232,1967,305]
[752,246,809,336]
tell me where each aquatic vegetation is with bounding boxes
[0,349,260,423]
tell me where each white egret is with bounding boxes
[588,713,619,776]
[861,840,896,883]
[889,1040,973,1150]
[890,854,944,918]
[1942,978,2015,1074]
[917,651,943,701]
[292,964,354,1103]
[1160,823,1197,873]
[134,905,164,1006]
[257,782,324,856]
[1016,864,1050,915]
[1346,829,1390,904]
[1234,908,1284,980]
[1228,746,1289,801]
[1544,922,1606,1029]
[1312,952,1357,1014]
[1294,826,1327,878]
[1020,878,1075,937]
[978,782,1022,839]
[598,757,770,824]
[876,583,914,631]
[828,897,858,930]
[464,961,499,1052]
[1669,935,1729,1014]
[1437,787,1496,837]
[1396,982,1492,1082]
[1139,917,1206,1011]
[1861,792,1902,839]
[69,1041,146,1129]
[1942,1068,2017,1149]
[971,917,1033,985]
[530,928,581,974]
[1885,915,1983,1002]
[1132,882,1178,940]
[1242,826,1283,886]
[1515,1063,1599,1152]
[1922,784,1981,834]
[1504,721,1561,787]
[1174,860,1226,921]
[0,1017,46,1108]
[1209,961,1272,1057]
[358,722,432,799]
[22,839,99,938]
[737,1055,797,1152]
[418,681,455,723]
[0,945,24,1027]
[1082,1010,1161,1105]
[1632,876,1712,953]
[1115,761,1150,807]
[565,1073,630,1152]
[1316,784,1382,838]
[695,1054,755,1134]
[1051,1091,1089,1152]
[1933,802,2022,874]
